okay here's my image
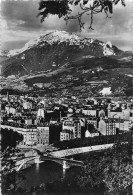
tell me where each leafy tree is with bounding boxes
[104,162,132,193]
[103,140,132,194]
[77,152,106,192]
[77,141,132,194]
[38,0,126,30]
[1,147,26,194]
[53,131,131,149]
[1,129,25,193]
[1,128,23,152]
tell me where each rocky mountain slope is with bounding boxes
[1,30,123,76]
[1,31,133,96]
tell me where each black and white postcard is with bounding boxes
[1,0,133,194]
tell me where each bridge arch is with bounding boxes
[16,155,83,172]
[16,156,37,171]
[16,156,65,171]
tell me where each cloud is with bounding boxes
[1,0,132,51]
[1,0,41,29]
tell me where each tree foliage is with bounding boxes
[1,128,23,152]
[77,141,132,194]
[103,140,132,193]
[1,129,24,193]
[38,0,126,30]
[1,147,26,193]
[53,131,131,149]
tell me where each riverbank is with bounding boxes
[17,144,57,153]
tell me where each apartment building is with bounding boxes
[37,125,49,145]
[63,119,81,139]
[60,129,73,141]
[86,117,97,128]
[99,118,116,135]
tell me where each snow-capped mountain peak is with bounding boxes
[1,31,116,58]
[1,31,94,57]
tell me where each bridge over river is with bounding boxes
[15,154,84,172]
[15,143,114,172]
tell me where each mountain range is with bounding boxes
[1,31,133,96]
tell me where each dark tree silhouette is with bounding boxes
[1,128,23,152]
[38,0,126,30]
[1,147,26,193]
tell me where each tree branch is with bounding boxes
[38,0,126,30]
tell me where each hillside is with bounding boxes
[1,31,133,96]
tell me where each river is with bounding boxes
[22,161,64,189]
[15,153,105,195]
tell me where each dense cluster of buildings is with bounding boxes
[1,93,133,146]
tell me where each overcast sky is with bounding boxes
[1,0,133,51]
